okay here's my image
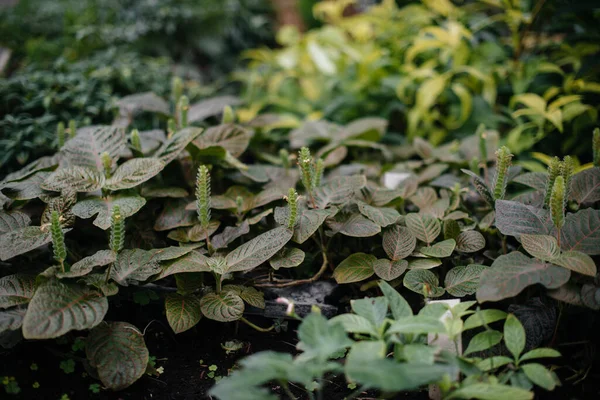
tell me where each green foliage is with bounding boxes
[195,165,212,230]
[492,146,513,201]
[50,211,67,270]
[109,206,125,253]
[550,176,566,230]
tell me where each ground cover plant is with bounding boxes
[1,0,600,399]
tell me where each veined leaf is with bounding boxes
[569,167,600,204]
[504,314,526,359]
[22,280,107,339]
[357,202,400,227]
[226,227,292,273]
[477,252,571,302]
[464,330,503,355]
[334,253,376,284]
[269,247,305,270]
[373,259,408,281]
[314,175,366,209]
[187,95,242,123]
[42,166,105,192]
[0,226,53,261]
[521,363,556,390]
[405,213,441,244]
[552,251,596,276]
[104,158,165,191]
[383,225,416,261]
[155,127,203,164]
[165,293,202,333]
[61,126,125,173]
[520,234,559,261]
[292,208,333,244]
[192,124,252,158]
[212,221,250,250]
[110,249,162,286]
[154,198,197,231]
[327,213,381,237]
[403,270,445,297]
[117,92,169,116]
[408,258,442,270]
[0,307,26,333]
[378,280,412,319]
[446,383,533,400]
[420,239,456,258]
[72,195,146,230]
[445,264,486,297]
[495,200,553,237]
[455,230,486,253]
[0,274,36,309]
[560,208,600,255]
[86,322,149,390]
[0,211,31,235]
[57,250,116,279]
[158,251,210,279]
[200,291,244,322]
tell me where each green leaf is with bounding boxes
[212,221,250,250]
[141,186,188,198]
[357,202,400,227]
[408,258,442,270]
[403,270,445,297]
[296,312,353,362]
[61,126,125,173]
[200,292,244,322]
[463,310,507,330]
[405,213,441,244]
[22,280,107,339]
[382,225,416,261]
[420,239,456,258]
[495,200,553,237]
[0,226,53,261]
[477,252,571,303]
[521,363,556,390]
[165,293,202,333]
[86,321,149,390]
[455,230,486,253]
[329,314,377,336]
[42,166,105,192]
[373,259,408,281]
[110,249,162,286]
[117,92,169,116]
[520,234,559,261]
[446,383,533,400]
[0,211,31,234]
[155,127,203,164]
[104,158,165,191]
[569,167,600,204]
[327,213,381,237]
[0,274,36,309]
[351,297,389,328]
[378,280,413,319]
[225,227,292,273]
[72,195,146,230]
[552,251,596,276]
[269,247,305,270]
[192,124,252,158]
[560,209,600,255]
[504,314,526,359]
[445,264,486,297]
[188,96,242,123]
[386,315,446,335]
[224,285,266,309]
[464,330,503,355]
[476,356,514,372]
[158,251,210,279]
[333,253,376,283]
[520,348,561,362]
[57,250,116,279]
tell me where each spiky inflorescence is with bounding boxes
[167,118,176,138]
[222,105,235,124]
[50,211,67,266]
[109,205,125,253]
[313,158,324,188]
[298,147,314,193]
[57,122,66,148]
[594,128,600,167]
[130,129,142,152]
[171,76,183,103]
[279,149,290,170]
[101,152,112,178]
[550,176,566,230]
[68,120,77,138]
[477,124,487,164]
[544,157,561,208]
[195,165,211,229]
[492,146,513,200]
[286,188,298,229]
[178,96,189,128]
[235,196,244,215]
[560,155,574,207]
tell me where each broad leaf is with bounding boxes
[212,221,250,250]
[405,213,441,244]
[158,251,210,279]
[0,211,31,234]
[0,226,53,261]
[455,230,486,253]
[296,312,353,362]
[192,124,252,157]
[386,315,446,335]
[357,202,400,227]
[552,251,596,276]
[420,239,456,258]
[333,253,376,283]
[187,95,242,123]
[200,292,244,322]
[446,383,533,400]
[42,166,105,192]
[383,225,416,261]
[72,195,146,229]
[560,208,600,255]
[292,208,333,244]
[225,227,292,273]
[378,280,413,319]
[117,92,169,116]
[0,307,26,333]
[403,270,445,297]
[504,314,526,359]
[155,127,203,164]
[351,297,389,327]
[520,348,561,362]
[569,168,600,204]
[154,199,197,231]
[165,293,202,333]
[313,175,366,209]
[521,363,556,390]
[477,252,570,302]
[0,274,36,309]
[269,247,305,270]
[495,200,553,237]
[22,280,107,339]
[373,259,408,281]
[57,250,116,278]
[520,234,559,261]
[445,264,486,297]
[408,258,442,270]
[463,310,507,330]
[329,314,377,336]
[464,330,503,355]
[86,321,149,390]
[61,126,125,172]
[110,249,162,286]
[104,158,165,191]
[327,213,381,237]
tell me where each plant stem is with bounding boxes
[344,386,366,400]
[256,252,329,288]
[215,274,222,294]
[105,263,113,284]
[280,381,296,400]
[240,317,275,332]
